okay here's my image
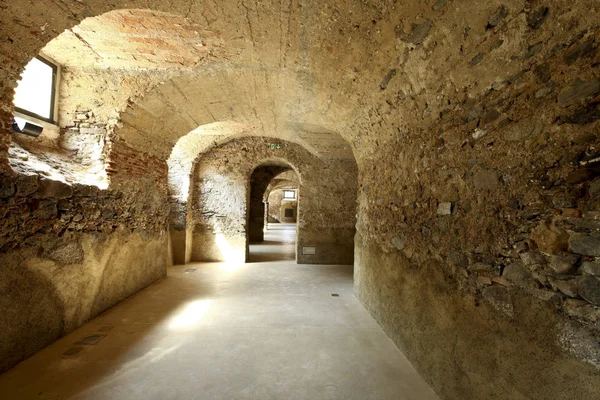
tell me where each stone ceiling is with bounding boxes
[18,0,575,167]
[42,10,224,69]
[40,7,356,162]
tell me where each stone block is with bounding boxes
[555,279,579,298]
[527,6,550,29]
[37,179,74,199]
[391,237,405,251]
[437,202,453,215]
[0,175,15,198]
[469,262,494,272]
[569,234,600,256]
[432,0,448,11]
[48,241,85,265]
[33,200,57,219]
[548,252,579,274]
[448,251,468,268]
[533,63,551,84]
[558,80,600,107]
[531,221,569,254]
[563,38,596,65]
[561,209,581,218]
[482,285,514,316]
[581,261,600,276]
[503,261,534,287]
[519,250,546,266]
[408,20,433,44]
[16,175,39,196]
[577,275,600,305]
[487,5,508,29]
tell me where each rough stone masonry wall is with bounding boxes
[0,138,171,373]
[0,139,171,373]
[1,1,600,399]
[0,42,177,374]
[353,3,600,400]
[191,137,357,265]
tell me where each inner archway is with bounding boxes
[247,161,300,262]
[186,136,357,266]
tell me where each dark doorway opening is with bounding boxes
[247,163,300,262]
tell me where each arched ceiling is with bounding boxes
[36,4,366,162]
[41,10,225,69]
[118,66,355,160]
[2,0,574,169]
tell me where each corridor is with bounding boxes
[0,225,438,400]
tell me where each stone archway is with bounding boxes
[248,163,293,244]
[187,136,357,265]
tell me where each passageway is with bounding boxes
[0,226,438,400]
[248,223,297,263]
[2,2,600,399]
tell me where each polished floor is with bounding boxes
[0,223,439,400]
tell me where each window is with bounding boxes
[283,190,296,200]
[14,56,57,123]
[284,208,294,218]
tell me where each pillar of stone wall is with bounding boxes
[169,200,192,265]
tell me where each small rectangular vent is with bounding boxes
[302,246,316,255]
[331,294,340,297]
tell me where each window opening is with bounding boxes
[283,190,296,200]
[14,56,57,123]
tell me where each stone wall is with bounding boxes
[190,137,358,265]
[267,189,284,222]
[1,1,600,398]
[280,200,298,223]
[0,140,171,373]
[352,4,600,399]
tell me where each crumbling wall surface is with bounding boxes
[0,140,171,373]
[191,137,357,264]
[352,2,600,399]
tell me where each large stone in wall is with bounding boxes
[532,221,569,255]
[569,235,600,256]
[36,179,73,199]
[577,275,600,305]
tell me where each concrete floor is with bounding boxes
[0,223,439,400]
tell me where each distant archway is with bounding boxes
[247,161,300,261]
